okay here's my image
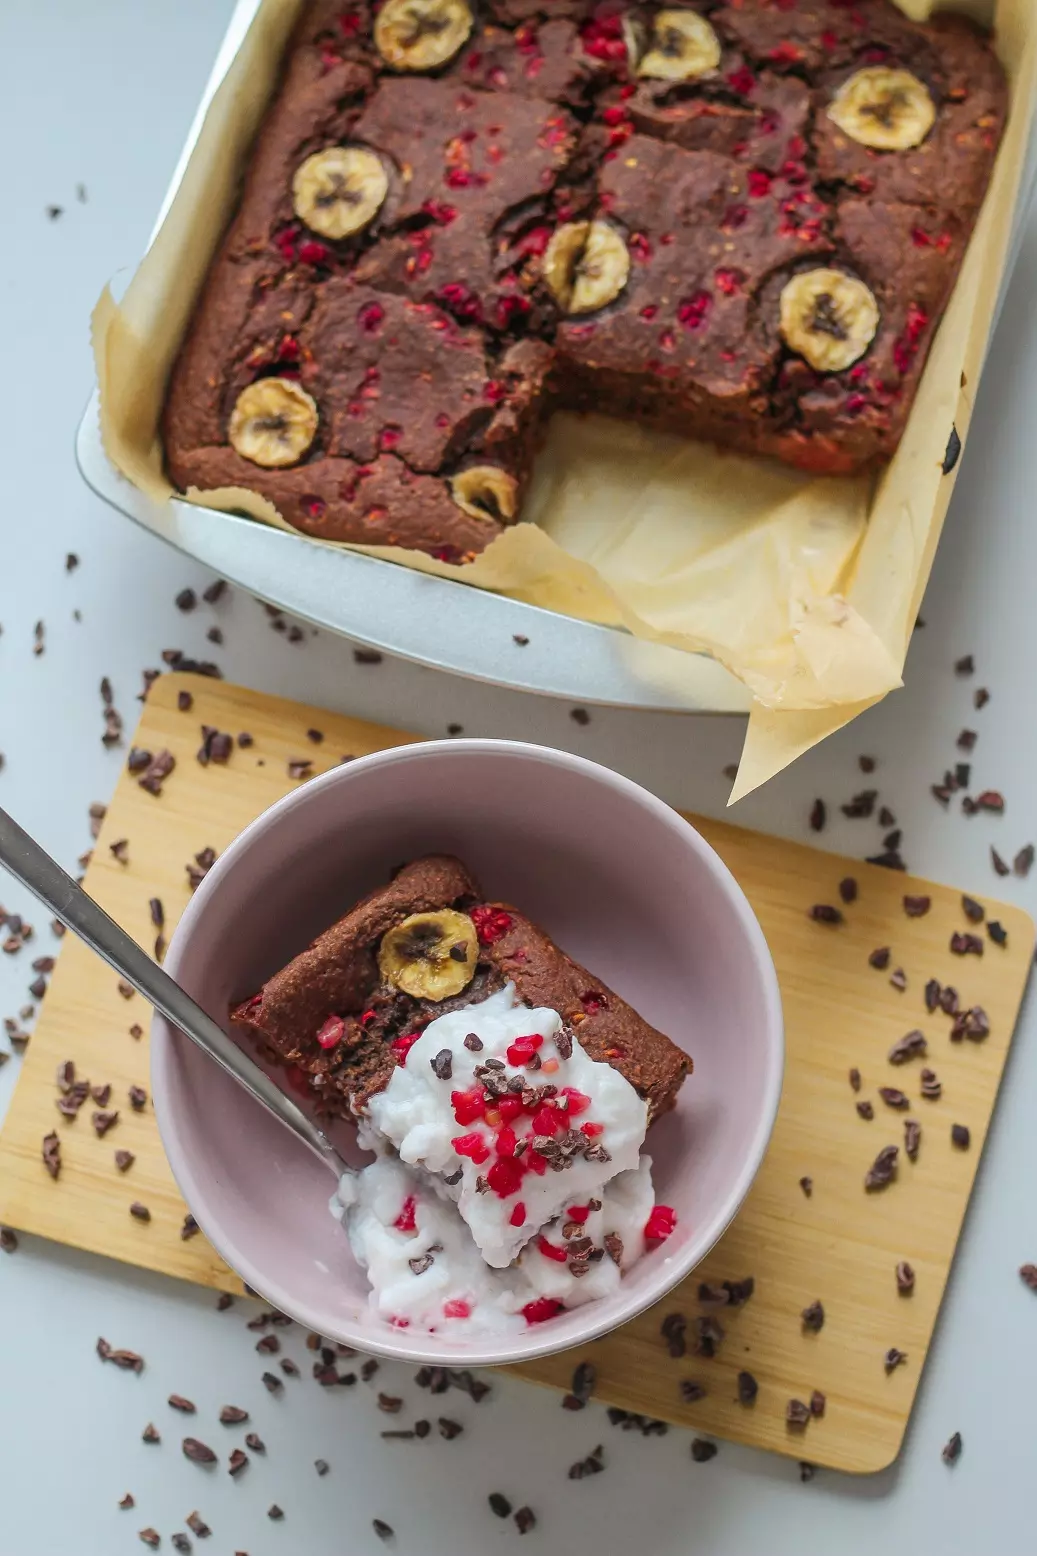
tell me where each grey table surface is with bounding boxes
[3,3,1037,1552]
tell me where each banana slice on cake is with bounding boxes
[378,911,479,1001]
[228,378,319,468]
[449,466,519,524]
[374,0,473,71]
[827,68,935,151]
[638,10,721,81]
[292,146,388,241]
[779,269,880,374]
[543,221,630,315]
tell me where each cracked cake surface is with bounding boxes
[163,0,1007,557]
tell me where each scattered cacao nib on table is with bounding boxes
[942,1430,963,1466]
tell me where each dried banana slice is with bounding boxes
[827,68,935,152]
[638,9,721,82]
[779,269,880,374]
[543,221,630,315]
[374,0,473,71]
[450,466,519,524]
[378,910,479,1001]
[228,378,319,468]
[292,146,388,241]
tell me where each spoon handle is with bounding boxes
[0,806,347,1178]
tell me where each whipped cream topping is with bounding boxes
[361,985,649,1267]
[332,1150,657,1336]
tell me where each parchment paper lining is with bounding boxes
[92,0,1034,795]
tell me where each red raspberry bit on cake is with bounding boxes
[452,1132,491,1165]
[443,1298,471,1318]
[628,232,652,264]
[360,1008,376,1025]
[747,169,772,198]
[677,290,713,331]
[507,1033,544,1066]
[394,1196,417,1233]
[721,205,749,232]
[274,224,299,263]
[644,1205,677,1243]
[357,301,385,335]
[820,28,838,51]
[316,1014,345,1050]
[379,427,402,451]
[715,267,745,296]
[495,294,532,328]
[727,65,756,96]
[338,9,360,36]
[602,105,628,127]
[560,1087,591,1116]
[579,11,627,62]
[566,1205,591,1225]
[522,1297,565,1324]
[580,1121,605,1138]
[844,393,868,415]
[451,1087,486,1126]
[608,123,633,148]
[497,1095,525,1123]
[496,1126,518,1158]
[525,1150,548,1176]
[531,1104,559,1136]
[484,380,506,404]
[537,1236,569,1263]
[319,46,342,72]
[639,305,659,322]
[509,1202,526,1227]
[893,302,930,374]
[391,1033,422,1063]
[298,239,330,266]
[580,991,606,1015]
[658,329,675,353]
[767,41,804,65]
[301,495,326,520]
[471,906,513,944]
[487,1156,524,1197]
[278,334,300,362]
[517,224,551,259]
[515,22,538,52]
[421,199,458,226]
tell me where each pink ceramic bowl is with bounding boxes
[152,739,783,1366]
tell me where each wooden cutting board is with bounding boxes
[0,674,1031,1474]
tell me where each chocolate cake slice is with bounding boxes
[231,854,689,1123]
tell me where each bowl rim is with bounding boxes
[152,736,784,1366]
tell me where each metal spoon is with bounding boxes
[0,806,349,1179]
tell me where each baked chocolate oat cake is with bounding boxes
[163,0,1007,557]
[231,853,690,1123]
